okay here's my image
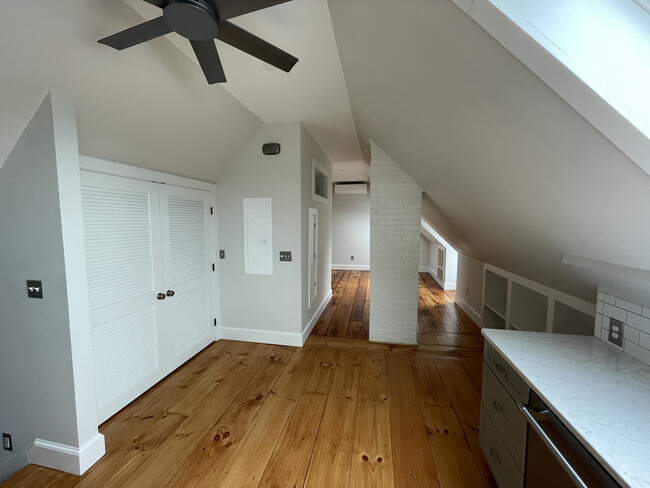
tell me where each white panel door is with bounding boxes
[80,172,165,423]
[159,185,214,364]
[243,198,273,275]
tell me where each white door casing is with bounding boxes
[308,208,318,308]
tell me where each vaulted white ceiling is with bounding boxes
[2,0,649,304]
[125,0,362,164]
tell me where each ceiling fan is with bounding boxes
[98,0,298,84]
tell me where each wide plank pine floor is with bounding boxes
[2,272,495,488]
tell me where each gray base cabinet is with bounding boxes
[480,343,530,488]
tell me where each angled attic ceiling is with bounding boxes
[327,0,650,304]
[122,0,362,164]
[0,1,262,182]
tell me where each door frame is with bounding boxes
[308,207,319,309]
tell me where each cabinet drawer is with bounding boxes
[484,343,529,404]
[483,365,527,469]
[480,405,524,488]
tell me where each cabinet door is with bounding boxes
[159,185,214,365]
[81,172,165,423]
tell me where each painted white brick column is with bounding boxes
[369,142,422,344]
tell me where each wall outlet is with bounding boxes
[608,318,625,347]
[2,433,12,451]
[351,255,354,261]
[219,250,225,259]
[279,251,292,262]
[466,286,470,295]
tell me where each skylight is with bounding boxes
[491,0,650,138]
[453,0,650,175]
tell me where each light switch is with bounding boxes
[27,280,43,299]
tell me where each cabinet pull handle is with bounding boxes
[495,363,509,378]
[166,290,175,297]
[489,448,502,467]
[157,293,166,300]
[492,401,506,417]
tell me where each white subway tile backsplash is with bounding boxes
[615,298,643,315]
[627,314,650,335]
[625,327,640,345]
[596,290,650,367]
[624,341,650,366]
[602,303,627,322]
[639,332,650,350]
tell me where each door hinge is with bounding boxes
[212,263,215,272]
[210,207,213,215]
[213,318,217,326]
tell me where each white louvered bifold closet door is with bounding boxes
[81,172,166,423]
[159,185,213,364]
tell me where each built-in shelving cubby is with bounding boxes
[481,263,595,335]
[553,301,594,335]
[510,283,547,332]
[483,304,506,330]
[484,270,507,319]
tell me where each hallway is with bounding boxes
[311,270,484,349]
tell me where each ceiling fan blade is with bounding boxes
[190,40,227,84]
[98,17,171,50]
[212,0,291,20]
[141,0,166,6]
[217,21,298,72]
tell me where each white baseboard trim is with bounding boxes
[220,326,303,347]
[444,281,457,291]
[332,264,369,271]
[454,295,482,327]
[0,442,31,482]
[301,290,333,345]
[419,266,429,273]
[28,433,105,475]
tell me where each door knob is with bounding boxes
[166,290,175,297]
[157,293,166,300]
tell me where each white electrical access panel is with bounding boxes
[243,198,273,275]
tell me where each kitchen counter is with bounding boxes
[482,329,650,488]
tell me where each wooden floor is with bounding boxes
[313,270,483,348]
[2,272,495,488]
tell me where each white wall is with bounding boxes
[455,254,485,326]
[0,93,102,481]
[300,125,333,340]
[369,142,422,345]
[328,0,650,305]
[217,123,303,345]
[419,234,431,268]
[332,192,370,269]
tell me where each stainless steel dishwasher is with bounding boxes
[521,391,622,488]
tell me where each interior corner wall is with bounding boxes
[419,235,431,269]
[0,93,101,481]
[332,192,370,269]
[216,122,303,345]
[455,253,485,325]
[300,124,332,339]
[369,143,422,345]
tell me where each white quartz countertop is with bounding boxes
[482,330,650,488]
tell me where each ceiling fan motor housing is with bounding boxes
[163,0,220,41]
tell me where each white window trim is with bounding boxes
[451,0,650,177]
[312,158,330,205]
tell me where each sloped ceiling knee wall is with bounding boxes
[327,0,650,304]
